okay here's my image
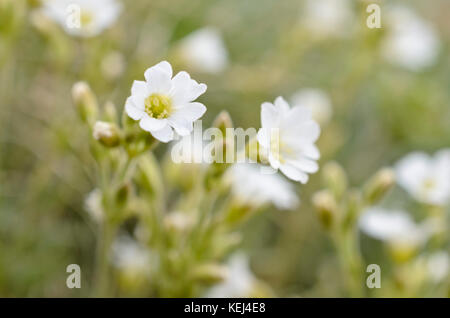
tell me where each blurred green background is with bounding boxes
[0,0,449,297]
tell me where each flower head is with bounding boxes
[301,0,354,38]
[111,235,152,276]
[178,27,228,74]
[381,5,440,71]
[257,97,320,183]
[228,163,299,210]
[359,207,428,245]
[395,149,450,206]
[41,0,122,38]
[125,61,207,143]
[206,253,256,298]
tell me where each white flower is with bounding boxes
[395,149,450,206]
[291,88,333,125]
[359,207,428,246]
[381,6,440,71]
[178,27,228,74]
[41,0,122,38]
[257,97,320,183]
[111,235,151,276]
[84,188,103,222]
[125,61,207,143]
[427,252,449,283]
[206,253,256,298]
[228,163,299,210]
[301,0,354,38]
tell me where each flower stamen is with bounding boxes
[144,93,173,119]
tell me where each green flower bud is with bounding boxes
[363,168,395,205]
[191,263,228,285]
[212,111,233,135]
[72,81,98,124]
[93,121,121,147]
[103,101,118,123]
[322,161,348,199]
[312,190,338,230]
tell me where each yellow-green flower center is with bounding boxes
[423,178,436,191]
[144,93,173,119]
[270,130,294,164]
[80,11,94,27]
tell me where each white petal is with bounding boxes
[286,120,321,143]
[131,80,149,96]
[302,144,320,160]
[280,164,309,183]
[268,152,281,170]
[150,125,174,143]
[144,62,173,93]
[261,102,278,129]
[284,106,313,125]
[274,96,290,114]
[171,71,207,104]
[139,114,167,132]
[168,116,193,136]
[155,61,173,78]
[173,102,206,121]
[257,128,271,148]
[286,158,319,173]
[125,97,144,120]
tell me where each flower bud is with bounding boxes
[93,121,121,147]
[72,81,98,124]
[164,212,193,233]
[191,263,228,285]
[312,190,338,229]
[103,101,118,123]
[322,161,348,199]
[363,168,395,205]
[212,111,233,135]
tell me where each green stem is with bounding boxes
[93,221,117,297]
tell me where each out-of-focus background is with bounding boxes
[0,0,449,297]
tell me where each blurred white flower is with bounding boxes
[111,235,151,276]
[301,0,354,38]
[84,188,103,222]
[395,149,450,206]
[427,252,449,283]
[359,207,428,246]
[178,27,228,74]
[228,163,299,210]
[381,6,440,71]
[291,88,333,125]
[125,61,207,143]
[257,97,320,183]
[206,253,256,298]
[41,0,122,38]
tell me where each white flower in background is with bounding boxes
[257,97,320,183]
[41,0,122,38]
[301,0,354,38]
[178,27,228,74]
[359,207,428,246]
[125,61,207,143]
[84,188,103,222]
[395,149,450,206]
[206,253,256,298]
[228,163,299,210]
[291,88,333,125]
[381,6,440,71]
[111,235,151,276]
[427,252,449,283]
